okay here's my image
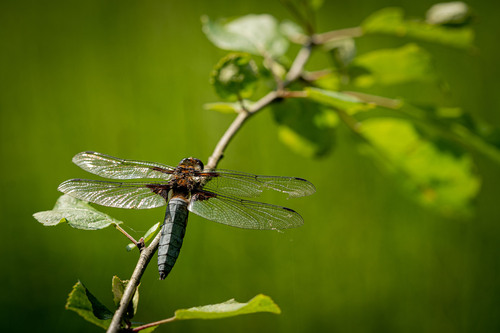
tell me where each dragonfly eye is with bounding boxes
[178,157,204,171]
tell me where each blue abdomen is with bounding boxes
[157,197,189,280]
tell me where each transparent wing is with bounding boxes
[188,191,304,230]
[58,179,169,209]
[72,151,175,180]
[201,170,316,199]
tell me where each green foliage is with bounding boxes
[203,2,500,216]
[210,53,259,101]
[360,118,480,215]
[202,14,289,58]
[112,276,139,320]
[271,98,338,158]
[66,278,144,331]
[174,294,281,320]
[350,43,436,87]
[303,87,483,214]
[279,19,307,43]
[362,7,474,49]
[33,194,123,230]
[66,281,113,329]
[325,38,357,68]
[66,279,279,331]
[305,87,374,114]
[203,101,241,114]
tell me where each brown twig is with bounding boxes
[285,41,313,84]
[312,27,364,44]
[300,69,333,82]
[131,316,177,332]
[113,224,140,246]
[342,91,403,110]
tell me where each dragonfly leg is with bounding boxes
[137,237,145,251]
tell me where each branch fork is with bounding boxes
[107,36,314,333]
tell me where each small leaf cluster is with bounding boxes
[34,195,281,332]
[210,53,258,101]
[203,1,498,216]
[34,194,123,230]
[65,278,279,332]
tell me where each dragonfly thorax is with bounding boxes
[170,157,205,194]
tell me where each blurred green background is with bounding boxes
[1,0,500,332]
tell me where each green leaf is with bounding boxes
[272,97,338,158]
[280,20,307,44]
[66,281,113,329]
[33,194,123,230]
[112,276,139,320]
[305,87,374,114]
[306,71,341,91]
[210,53,259,101]
[416,105,500,165]
[360,117,481,216]
[362,7,474,48]
[202,14,289,58]
[204,102,240,114]
[358,103,500,166]
[174,294,280,320]
[455,122,500,165]
[126,222,161,251]
[350,43,436,87]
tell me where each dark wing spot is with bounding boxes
[193,191,217,201]
[146,184,170,199]
[196,171,220,178]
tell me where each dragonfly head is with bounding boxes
[178,157,204,171]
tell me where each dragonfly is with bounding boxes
[58,151,315,280]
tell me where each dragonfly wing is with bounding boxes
[188,190,304,230]
[58,179,169,209]
[202,170,316,198]
[72,151,175,180]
